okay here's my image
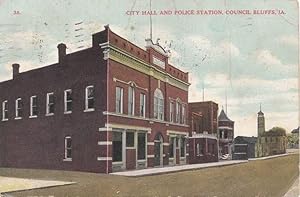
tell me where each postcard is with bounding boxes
[0,0,298,196]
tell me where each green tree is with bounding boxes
[267,127,287,136]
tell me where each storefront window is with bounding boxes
[112,132,122,162]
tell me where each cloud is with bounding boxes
[279,35,298,47]
[186,35,240,58]
[256,49,281,65]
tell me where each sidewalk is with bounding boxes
[284,176,299,197]
[0,176,75,194]
[110,160,248,177]
[248,153,289,161]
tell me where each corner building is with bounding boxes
[0,26,190,173]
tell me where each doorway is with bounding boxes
[154,133,163,167]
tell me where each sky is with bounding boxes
[0,0,298,136]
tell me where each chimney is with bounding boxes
[57,43,67,63]
[12,63,20,79]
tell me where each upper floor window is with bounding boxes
[46,92,55,115]
[116,87,123,114]
[2,100,8,121]
[64,89,72,113]
[128,86,135,116]
[176,101,181,123]
[154,89,164,120]
[181,104,186,124]
[170,101,174,122]
[15,98,23,119]
[140,93,146,117]
[64,136,72,161]
[85,86,94,111]
[30,96,38,117]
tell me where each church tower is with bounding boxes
[257,104,265,136]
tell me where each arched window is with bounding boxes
[154,89,164,120]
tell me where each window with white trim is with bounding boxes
[64,136,72,160]
[85,86,94,111]
[180,137,185,157]
[181,104,186,124]
[169,137,175,158]
[128,86,135,115]
[137,133,146,160]
[170,101,174,122]
[15,98,23,118]
[176,101,181,123]
[140,93,146,117]
[46,93,55,115]
[2,100,8,121]
[64,89,72,113]
[112,132,123,162]
[30,96,38,117]
[154,89,164,120]
[116,87,123,113]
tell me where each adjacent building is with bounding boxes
[188,101,219,164]
[233,136,257,160]
[0,26,190,173]
[233,108,287,159]
[218,109,234,158]
[255,109,287,157]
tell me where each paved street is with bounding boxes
[0,153,296,197]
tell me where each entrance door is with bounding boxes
[154,133,163,167]
[154,141,161,166]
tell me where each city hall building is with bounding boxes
[0,26,190,173]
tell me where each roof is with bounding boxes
[291,127,299,134]
[257,110,264,115]
[218,109,233,122]
[235,136,257,144]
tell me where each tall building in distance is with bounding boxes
[257,105,265,137]
[255,107,287,157]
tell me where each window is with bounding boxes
[181,105,186,124]
[64,136,72,160]
[138,133,146,160]
[30,96,38,117]
[208,143,212,154]
[201,144,205,155]
[85,86,94,111]
[196,143,200,155]
[140,93,146,117]
[112,132,123,162]
[197,143,204,155]
[116,87,123,113]
[2,100,8,121]
[212,144,215,155]
[176,101,181,123]
[169,137,175,158]
[15,98,22,119]
[154,89,164,120]
[46,93,55,115]
[126,132,134,147]
[169,101,174,122]
[64,89,72,113]
[128,86,135,115]
[180,138,185,157]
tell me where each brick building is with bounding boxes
[0,26,190,173]
[188,101,219,164]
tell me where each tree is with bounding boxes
[267,127,287,136]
